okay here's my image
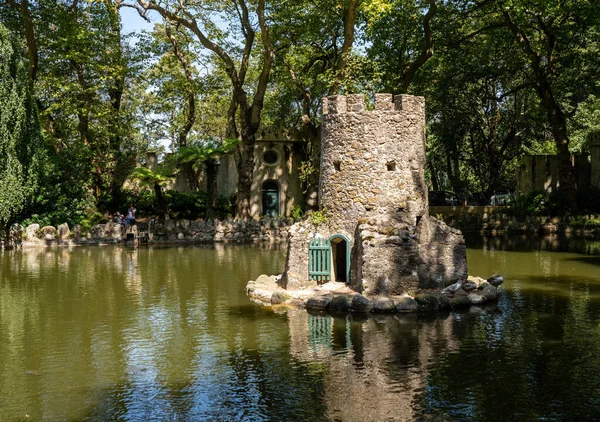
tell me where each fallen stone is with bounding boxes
[488,274,504,287]
[350,294,373,313]
[434,293,451,310]
[468,292,485,305]
[396,296,418,312]
[481,285,498,301]
[306,294,332,311]
[454,288,469,297]
[414,294,440,311]
[329,295,352,312]
[462,280,477,292]
[467,275,486,288]
[372,297,396,313]
[450,296,471,308]
[254,274,272,285]
[25,224,40,241]
[478,280,491,290]
[40,226,58,240]
[441,281,462,295]
[271,291,291,305]
[251,288,273,303]
[57,223,70,240]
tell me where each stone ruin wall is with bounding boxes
[320,93,428,237]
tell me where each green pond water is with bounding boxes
[1,237,600,421]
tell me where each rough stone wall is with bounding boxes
[352,215,421,295]
[516,154,590,194]
[416,216,468,288]
[320,93,428,234]
[4,218,293,249]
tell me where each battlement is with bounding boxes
[322,93,424,115]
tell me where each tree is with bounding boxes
[133,0,274,218]
[459,0,600,205]
[129,166,173,219]
[177,138,240,218]
[0,22,44,235]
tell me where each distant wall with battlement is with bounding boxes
[319,93,428,236]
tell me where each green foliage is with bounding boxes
[308,208,329,225]
[569,216,600,228]
[510,191,571,218]
[0,23,44,232]
[129,166,174,188]
[291,205,305,220]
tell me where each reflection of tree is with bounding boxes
[423,287,600,420]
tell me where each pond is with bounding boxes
[1,237,599,421]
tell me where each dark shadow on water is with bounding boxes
[565,256,600,267]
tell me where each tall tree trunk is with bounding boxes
[502,10,577,207]
[329,0,359,95]
[400,0,437,92]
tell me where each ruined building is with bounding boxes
[282,94,467,294]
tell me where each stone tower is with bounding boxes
[320,93,428,234]
[282,94,467,294]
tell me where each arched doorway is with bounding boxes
[328,234,350,283]
[262,180,279,217]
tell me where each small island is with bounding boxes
[247,93,504,313]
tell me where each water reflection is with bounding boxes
[1,241,600,420]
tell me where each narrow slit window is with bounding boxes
[333,161,341,172]
[387,161,396,171]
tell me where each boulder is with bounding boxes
[434,293,451,310]
[414,294,440,311]
[467,275,486,288]
[350,294,373,313]
[57,223,70,240]
[468,292,485,305]
[441,281,462,295]
[454,288,469,297]
[450,296,472,308]
[254,274,272,285]
[478,280,491,290]
[88,224,106,238]
[72,224,82,238]
[271,291,291,305]
[25,224,40,241]
[251,288,273,303]
[462,280,477,292]
[306,294,332,311]
[488,274,504,287]
[9,224,23,243]
[481,285,498,301]
[372,297,396,313]
[328,295,352,312]
[395,296,418,312]
[40,226,58,240]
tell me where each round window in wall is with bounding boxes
[263,150,279,166]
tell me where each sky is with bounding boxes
[120,7,157,35]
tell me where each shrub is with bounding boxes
[510,191,570,217]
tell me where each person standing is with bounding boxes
[126,204,136,226]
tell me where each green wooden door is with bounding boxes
[262,181,279,217]
[308,237,331,282]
